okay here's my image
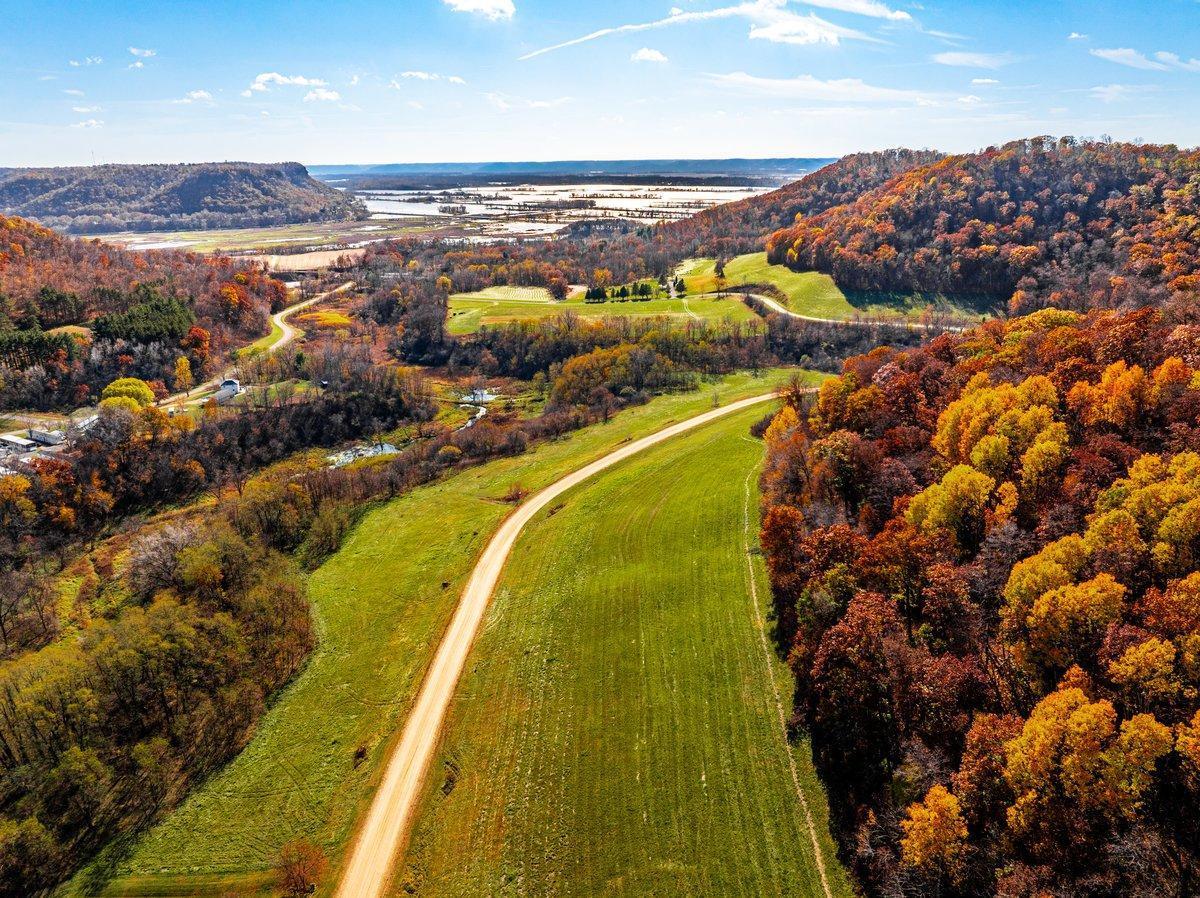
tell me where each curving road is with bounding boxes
[737,290,968,333]
[159,281,354,408]
[334,391,781,898]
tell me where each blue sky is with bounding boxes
[3,0,1200,166]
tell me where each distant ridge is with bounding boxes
[0,162,365,234]
[309,158,834,181]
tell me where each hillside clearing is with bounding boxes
[400,402,852,898]
[65,369,817,898]
[448,286,760,335]
[679,252,989,322]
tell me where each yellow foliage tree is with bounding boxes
[900,784,967,878]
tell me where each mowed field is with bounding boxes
[448,285,761,335]
[65,369,819,898]
[680,253,989,322]
[400,403,852,898]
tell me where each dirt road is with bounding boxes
[333,391,781,898]
[738,291,967,333]
[158,281,353,408]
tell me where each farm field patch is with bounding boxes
[448,285,760,335]
[401,402,851,898]
[679,253,989,322]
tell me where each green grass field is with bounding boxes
[401,402,851,898]
[65,369,822,898]
[679,252,990,322]
[448,285,760,335]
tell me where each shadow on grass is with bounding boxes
[841,287,1001,320]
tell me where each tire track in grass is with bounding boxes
[740,463,834,898]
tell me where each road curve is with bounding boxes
[738,291,968,333]
[334,390,781,898]
[158,281,354,409]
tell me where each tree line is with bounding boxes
[760,304,1200,896]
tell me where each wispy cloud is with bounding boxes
[71,119,103,129]
[173,89,214,105]
[393,71,468,84]
[242,72,327,97]
[69,56,103,67]
[1091,47,1168,70]
[128,47,156,58]
[304,88,341,102]
[1089,83,1153,102]
[631,47,669,63]
[1155,51,1200,72]
[932,51,1015,69]
[72,105,101,113]
[708,71,936,104]
[519,1,879,61]
[63,89,85,97]
[486,91,571,111]
[129,61,145,70]
[1068,31,1088,40]
[971,77,999,84]
[802,0,911,21]
[443,0,515,20]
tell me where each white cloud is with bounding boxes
[349,74,361,86]
[129,61,145,70]
[69,56,103,67]
[631,47,669,63]
[173,89,214,105]
[1155,51,1200,72]
[304,88,341,102]
[519,1,877,61]
[1089,83,1153,103]
[1090,47,1168,70]
[402,70,437,80]
[932,51,1015,69]
[1068,32,1088,40]
[971,77,999,84]
[448,75,467,84]
[408,100,425,110]
[708,71,935,104]
[128,47,156,58]
[63,89,85,97]
[244,72,328,96]
[956,94,983,104]
[442,0,515,20]
[72,105,100,113]
[71,118,103,129]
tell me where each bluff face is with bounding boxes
[0,161,365,233]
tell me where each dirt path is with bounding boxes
[333,391,781,898]
[740,461,833,898]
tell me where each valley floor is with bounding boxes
[399,402,852,898]
[64,370,837,897]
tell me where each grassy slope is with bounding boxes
[68,369,816,898]
[401,403,852,898]
[448,286,759,335]
[680,252,988,322]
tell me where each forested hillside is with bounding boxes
[761,305,1200,896]
[768,137,1200,314]
[0,162,364,233]
[653,148,944,260]
[0,214,286,408]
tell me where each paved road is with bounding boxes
[333,391,781,898]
